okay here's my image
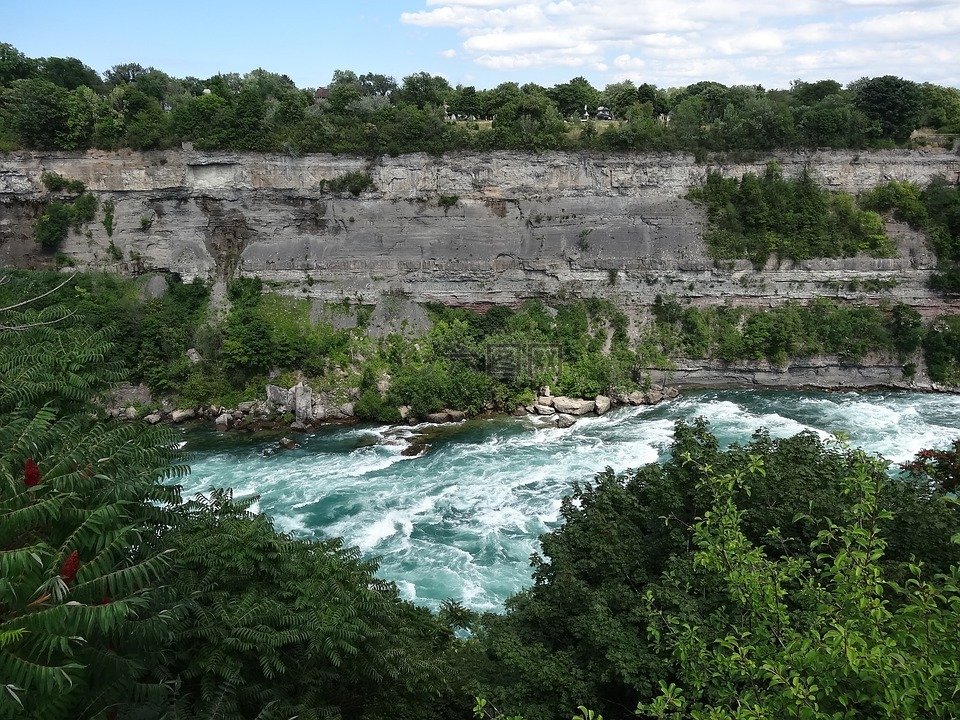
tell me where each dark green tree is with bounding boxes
[850,75,923,142]
[472,420,960,720]
[0,283,186,720]
[163,489,451,720]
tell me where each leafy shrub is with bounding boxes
[102,199,115,236]
[40,171,85,193]
[690,164,897,264]
[33,201,73,249]
[327,171,374,196]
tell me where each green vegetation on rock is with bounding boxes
[860,176,960,292]
[688,162,895,265]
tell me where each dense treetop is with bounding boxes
[1,42,957,155]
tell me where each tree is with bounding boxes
[471,421,960,720]
[850,75,923,142]
[0,43,36,86]
[37,57,102,92]
[396,71,452,109]
[162,489,451,720]
[103,62,146,88]
[640,443,960,719]
[548,76,599,119]
[790,78,843,107]
[0,281,186,719]
[1,78,71,148]
[359,72,397,97]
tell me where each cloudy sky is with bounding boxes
[6,0,959,91]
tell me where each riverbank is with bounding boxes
[104,352,957,436]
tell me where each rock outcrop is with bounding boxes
[2,149,959,319]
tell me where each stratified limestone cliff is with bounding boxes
[2,148,959,316]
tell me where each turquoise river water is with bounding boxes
[179,390,960,612]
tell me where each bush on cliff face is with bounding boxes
[689,163,896,265]
[861,176,960,294]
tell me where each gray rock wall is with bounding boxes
[2,149,959,319]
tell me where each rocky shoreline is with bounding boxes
[106,380,681,433]
[104,357,958,435]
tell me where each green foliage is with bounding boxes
[863,176,960,293]
[647,297,908,364]
[33,178,98,251]
[40,172,85,194]
[163,488,451,720]
[923,313,960,385]
[0,41,948,153]
[101,199,115,237]
[690,163,896,264]
[327,171,374,196]
[851,74,923,142]
[33,201,73,250]
[439,194,459,208]
[472,420,960,720]
[639,440,960,719]
[0,284,186,719]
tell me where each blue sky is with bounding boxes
[5,0,959,91]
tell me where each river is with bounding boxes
[178,389,960,612]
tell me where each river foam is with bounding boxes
[179,390,960,612]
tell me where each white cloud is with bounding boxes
[399,0,960,87]
[441,48,458,58]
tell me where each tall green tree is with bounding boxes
[850,75,923,142]
[0,283,186,720]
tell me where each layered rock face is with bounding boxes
[1,148,959,316]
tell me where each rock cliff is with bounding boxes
[2,148,959,321]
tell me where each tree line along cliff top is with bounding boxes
[1,41,958,156]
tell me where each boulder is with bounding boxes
[215,413,233,429]
[124,406,138,420]
[265,384,289,409]
[664,386,680,399]
[447,409,467,422]
[144,412,162,425]
[279,437,296,450]
[539,385,552,397]
[237,401,256,413]
[291,382,314,422]
[399,405,412,420]
[186,348,202,364]
[627,391,646,405]
[536,396,554,407]
[594,395,612,415]
[513,406,527,416]
[534,404,556,415]
[552,396,596,415]
[170,409,196,423]
[339,402,356,417]
[290,420,307,431]
[426,411,451,423]
[646,389,664,404]
[556,413,577,428]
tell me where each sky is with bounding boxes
[4,0,959,91]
